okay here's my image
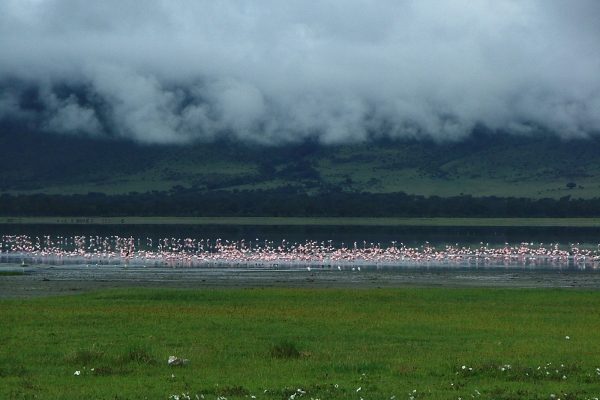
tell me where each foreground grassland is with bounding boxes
[4,216,600,227]
[1,288,600,399]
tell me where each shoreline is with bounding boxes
[3,216,600,227]
[2,263,600,298]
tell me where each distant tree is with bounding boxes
[566,182,576,190]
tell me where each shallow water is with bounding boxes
[2,224,600,298]
[2,223,600,247]
[2,224,600,267]
[2,262,600,299]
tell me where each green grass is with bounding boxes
[4,216,600,227]
[1,288,600,399]
[0,270,24,276]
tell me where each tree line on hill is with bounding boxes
[0,189,599,217]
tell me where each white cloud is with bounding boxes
[0,0,599,143]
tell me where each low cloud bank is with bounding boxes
[1,0,600,144]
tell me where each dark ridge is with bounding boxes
[0,190,599,217]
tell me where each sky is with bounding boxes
[1,0,600,144]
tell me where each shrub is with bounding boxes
[270,341,300,359]
[118,345,156,365]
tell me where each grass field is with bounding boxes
[1,288,600,399]
[0,271,23,276]
[3,216,600,227]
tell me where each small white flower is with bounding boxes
[74,370,81,376]
[565,336,570,340]
[356,387,362,392]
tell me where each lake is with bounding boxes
[2,223,600,297]
[2,223,600,247]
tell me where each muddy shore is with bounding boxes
[2,263,600,298]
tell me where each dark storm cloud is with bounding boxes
[1,0,599,143]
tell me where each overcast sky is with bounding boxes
[1,0,599,144]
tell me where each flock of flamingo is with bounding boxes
[1,234,600,269]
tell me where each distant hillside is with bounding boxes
[2,129,600,199]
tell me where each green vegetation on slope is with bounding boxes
[1,288,600,399]
[3,130,600,198]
